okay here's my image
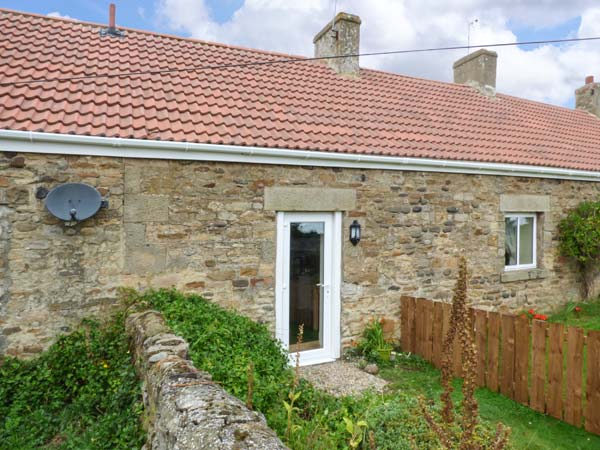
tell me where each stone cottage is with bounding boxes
[1,8,600,363]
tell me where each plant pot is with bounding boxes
[377,348,392,361]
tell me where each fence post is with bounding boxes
[530,320,547,413]
[565,327,584,427]
[513,314,530,404]
[500,314,516,399]
[400,296,416,353]
[486,312,500,392]
[474,309,487,387]
[546,322,565,420]
[585,330,600,434]
[432,302,444,368]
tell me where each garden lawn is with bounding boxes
[381,356,600,450]
[548,299,600,330]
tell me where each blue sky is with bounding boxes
[0,1,598,107]
[0,1,241,29]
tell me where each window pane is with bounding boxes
[519,217,534,265]
[505,217,518,266]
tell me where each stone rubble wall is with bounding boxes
[2,152,600,356]
[126,310,288,450]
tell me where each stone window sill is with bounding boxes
[501,268,548,283]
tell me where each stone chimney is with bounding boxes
[453,49,498,96]
[575,76,600,117]
[313,12,361,76]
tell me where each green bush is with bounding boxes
[137,289,293,413]
[0,316,144,450]
[559,200,600,298]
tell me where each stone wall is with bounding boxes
[126,310,287,450]
[0,152,124,357]
[2,151,599,356]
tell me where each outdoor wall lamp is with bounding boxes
[349,220,361,246]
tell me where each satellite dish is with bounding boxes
[45,183,107,222]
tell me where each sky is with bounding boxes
[2,1,600,108]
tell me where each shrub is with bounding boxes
[420,256,510,449]
[558,200,600,298]
[131,289,293,414]
[0,316,144,450]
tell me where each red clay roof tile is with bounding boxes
[1,9,600,171]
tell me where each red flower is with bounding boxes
[534,314,548,321]
[575,306,582,312]
[528,309,535,315]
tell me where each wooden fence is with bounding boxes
[400,295,600,435]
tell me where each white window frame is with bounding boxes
[504,213,537,271]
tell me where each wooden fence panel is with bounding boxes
[399,297,596,436]
[565,327,584,427]
[422,299,434,362]
[415,298,424,356]
[513,314,530,404]
[500,314,516,399]
[400,296,411,353]
[585,331,600,434]
[432,301,445,367]
[546,322,565,420]
[486,312,500,392]
[530,320,547,413]
[474,309,487,387]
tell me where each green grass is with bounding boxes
[128,289,600,449]
[381,356,600,450]
[548,299,600,330]
[0,315,145,450]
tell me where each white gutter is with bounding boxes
[1,129,599,182]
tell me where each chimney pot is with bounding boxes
[313,12,361,76]
[453,49,497,96]
[109,3,116,31]
[576,75,600,117]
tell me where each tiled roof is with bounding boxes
[1,9,600,172]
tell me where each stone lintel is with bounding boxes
[264,187,356,211]
[500,194,550,212]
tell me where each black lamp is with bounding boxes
[349,220,361,246]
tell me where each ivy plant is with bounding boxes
[558,200,600,298]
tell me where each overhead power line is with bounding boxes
[1,35,599,87]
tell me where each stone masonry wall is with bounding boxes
[2,151,600,356]
[126,310,287,450]
[0,152,124,357]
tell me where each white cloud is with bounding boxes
[155,0,600,106]
[47,11,74,20]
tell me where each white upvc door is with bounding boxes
[275,211,342,366]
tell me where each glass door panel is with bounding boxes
[289,221,324,352]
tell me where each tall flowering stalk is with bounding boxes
[420,256,510,449]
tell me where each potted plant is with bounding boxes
[358,318,394,362]
[376,339,394,361]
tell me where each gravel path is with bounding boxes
[299,360,388,397]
